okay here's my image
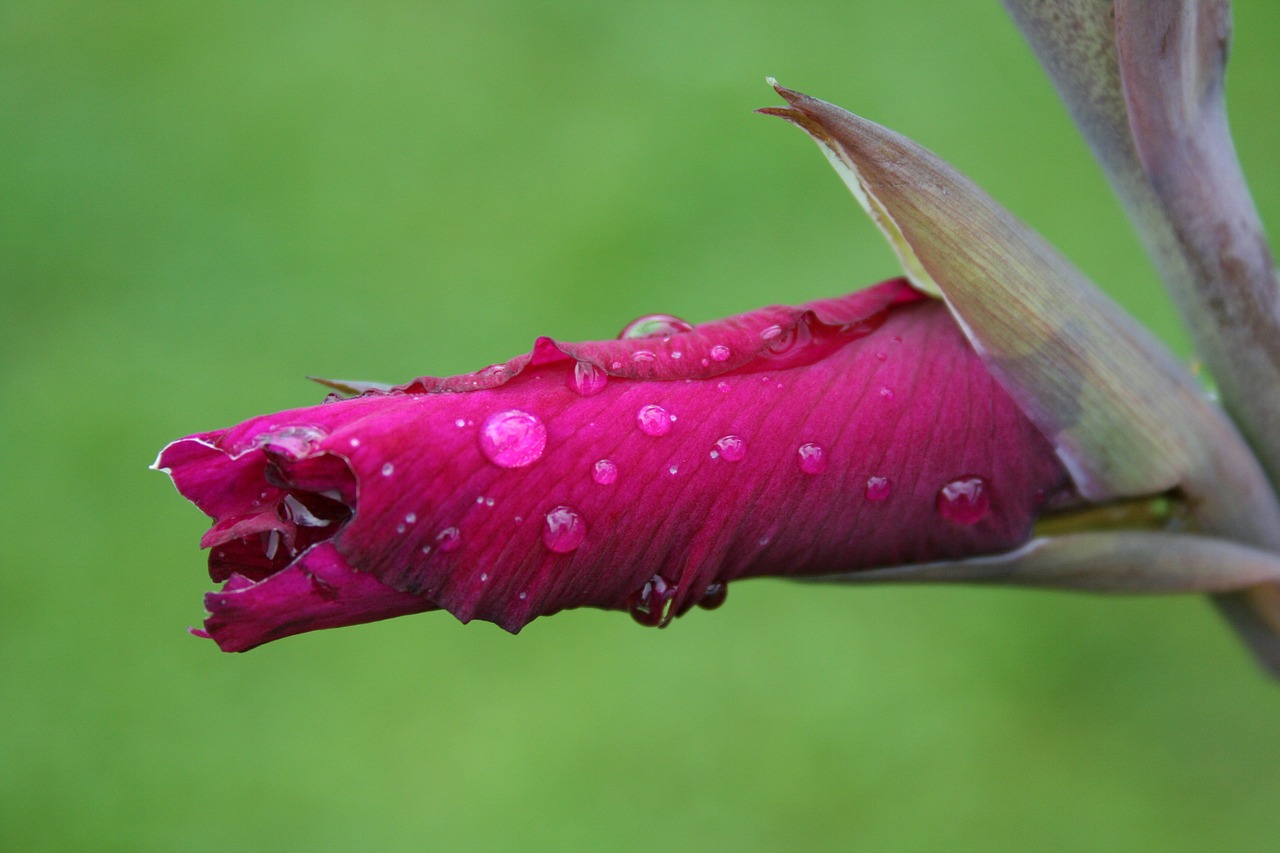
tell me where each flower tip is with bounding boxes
[188,626,212,640]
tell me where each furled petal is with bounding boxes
[156,279,1077,649]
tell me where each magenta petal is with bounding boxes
[159,278,1076,647]
[200,543,436,652]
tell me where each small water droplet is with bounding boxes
[479,409,547,468]
[611,360,623,370]
[865,475,893,502]
[381,462,395,477]
[760,324,782,341]
[519,591,528,600]
[628,575,677,627]
[875,351,887,362]
[698,582,727,611]
[632,350,657,364]
[717,381,731,393]
[476,496,485,505]
[566,361,608,397]
[637,404,672,436]
[542,505,586,553]
[758,535,771,547]
[592,459,618,485]
[714,435,746,462]
[480,572,488,582]
[455,418,467,428]
[937,476,991,525]
[668,465,679,476]
[421,544,432,555]
[710,344,731,362]
[436,526,462,552]
[396,523,406,534]
[348,438,360,447]
[700,358,710,367]
[879,386,895,401]
[619,313,694,340]
[672,351,682,359]
[797,443,827,475]
[485,497,495,507]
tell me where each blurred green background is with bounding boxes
[3,2,1279,850]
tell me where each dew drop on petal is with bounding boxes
[710,344,731,362]
[611,360,623,371]
[865,475,893,502]
[592,459,618,485]
[632,350,657,364]
[568,360,608,396]
[698,582,727,611]
[936,476,991,525]
[542,505,586,553]
[760,324,783,341]
[875,351,887,362]
[637,405,672,436]
[668,465,679,476]
[436,526,462,552]
[349,438,360,448]
[879,386,895,401]
[619,313,694,340]
[796,443,827,475]
[455,418,467,428]
[628,575,677,627]
[479,409,547,468]
[717,381,731,393]
[714,435,746,462]
[404,512,416,524]
[381,462,395,477]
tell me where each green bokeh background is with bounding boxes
[4,2,1279,850]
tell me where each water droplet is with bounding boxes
[421,544,432,555]
[758,535,772,547]
[762,316,812,357]
[865,475,892,502]
[404,512,416,524]
[476,496,485,504]
[395,523,406,534]
[436,526,462,552]
[485,497,495,507]
[348,438,360,448]
[875,351,887,362]
[936,476,991,525]
[628,575,677,627]
[717,381,731,393]
[667,465,679,476]
[619,313,694,340]
[592,459,618,485]
[479,409,547,468]
[637,404,672,436]
[760,325,783,341]
[710,344,731,362]
[261,425,328,459]
[796,443,827,475]
[518,591,528,600]
[672,351,682,359]
[610,360,623,371]
[879,386,895,401]
[542,505,586,553]
[381,462,395,477]
[455,418,467,428]
[714,435,746,462]
[698,582,727,611]
[631,350,657,364]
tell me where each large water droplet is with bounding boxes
[628,574,677,627]
[762,316,812,357]
[796,443,827,475]
[436,526,462,552]
[261,425,328,459]
[569,361,608,396]
[714,435,746,462]
[592,459,618,485]
[710,344,731,362]
[698,582,727,611]
[543,505,586,553]
[936,476,991,525]
[479,409,547,468]
[865,475,892,502]
[619,314,694,340]
[636,404,672,436]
